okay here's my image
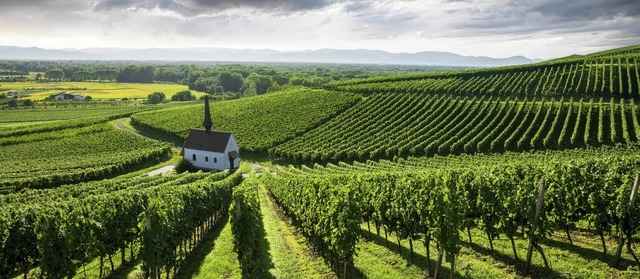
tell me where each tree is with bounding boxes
[22,99,34,107]
[171,90,195,101]
[244,73,272,95]
[73,71,92,81]
[118,65,155,83]
[94,70,118,81]
[45,69,65,81]
[7,99,18,107]
[219,72,244,93]
[147,92,165,104]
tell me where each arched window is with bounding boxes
[205,156,209,162]
[192,154,196,161]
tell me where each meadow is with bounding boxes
[0,81,206,100]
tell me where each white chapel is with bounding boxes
[180,95,240,171]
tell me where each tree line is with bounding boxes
[0,60,458,97]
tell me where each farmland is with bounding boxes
[1,45,640,279]
[0,81,206,100]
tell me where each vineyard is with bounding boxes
[2,45,640,279]
[0,101,187,123]
[0,170,242,278]
[270,94,640,162]
[0,121,172,193]
[326,46,640,98]
[132,88,361,152]
[264,147,640,278]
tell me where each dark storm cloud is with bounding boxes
[448,0,640,38]
[528,0,640,20]
[93,0,336,15]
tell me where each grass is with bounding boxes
[0,105,151,122]
[171,175,334,279]
[0,101,195,122]
[112,152,181,179]
[127,117,185,148]
[257,181,335,279]
[0,81,206,100]
[12,244,139,279]
[352,224,640,279]
[174,215,242,279]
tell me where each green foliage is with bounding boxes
[147,92,166,104]
[44,69,65,81]
[262,172,362,271]
[326,46,640,98]
[0,122,172,193]
[118,65,155,83]
[175,157,197,173]
[0,171,241,278]
[243,73,273,96]
[140,172,242,277]
[219,72,244,93]
[132,88,361,152]
[272,94,640,162]
[6,99,18,108]
[230,176,263,277]
[268,147,640,276]
[171,90,195,101]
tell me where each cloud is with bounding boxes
[92,0,337,15]
[528,0,640,20]
[437,0,640,38]
[0,0,638,59]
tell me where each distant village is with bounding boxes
[49,92,88,101]
[0,91,90,101]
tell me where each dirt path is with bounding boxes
[147,165,176,176]
[113,117,181,152]
[112,118,179,175]
[114,117,150,139]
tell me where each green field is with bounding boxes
[1,45,640,279]
[0,81,206,100]
[132,88,361,152]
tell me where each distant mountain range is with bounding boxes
[0,45,540,66]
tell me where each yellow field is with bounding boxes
[0,81,207,100]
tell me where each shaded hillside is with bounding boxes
[131,88,361,152]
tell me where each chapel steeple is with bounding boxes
[203,95,213,133]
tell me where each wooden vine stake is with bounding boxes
[614,173,639,266]
[525,179,547,274]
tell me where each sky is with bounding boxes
[0,0,638,59]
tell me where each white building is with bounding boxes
[7,91,19,98]
[181,95,240,171]
[53,92,84,101]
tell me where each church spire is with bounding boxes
[203,95,213,133]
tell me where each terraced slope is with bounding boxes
[326,45,640,98]
[271,93,640,162]
[0,121,171,193]
[131,88,361,152]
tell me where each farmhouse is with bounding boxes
[7,91,19,98]
[181,95,240,171]
[53,92,85,101]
